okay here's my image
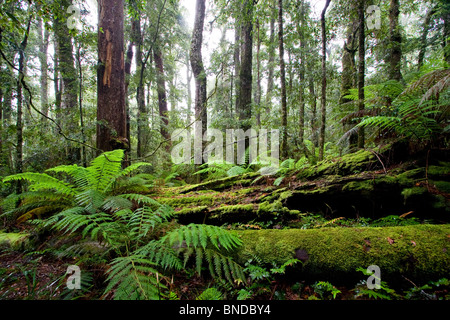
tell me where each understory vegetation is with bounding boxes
[1,0,449,302]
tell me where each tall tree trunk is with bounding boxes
[54,0,79,161]
[254,18,261,127]
[357,0,365,149]
[37,16,49,119]
[278,0,288,160]
[389,0,403,82]
[153,44,170,151]
[53,39,61,126]
[234,17,241,115]
[124,39,133,157]
[133,16,148,158]
[340,17,358,151]
[75,44,87,167]
[238,0,254,130]
[318,0,331,161]
[97,0,127,153]
[15,17,31,194]
[309,79,318,148]
[190,0,208,165]
[296,0,306,151]
[265,15,276,117]
[186,53,192,124]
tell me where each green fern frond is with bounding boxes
[105,255,163,300]
[159,224,245,284]
[87,149,124,193]
[196,287,223,300]
[2,172,77,196]
[226,166,249,177]
[45,164,93,191]
[137,240,183,271]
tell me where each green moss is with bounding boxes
[176,205,209,216]
[431,180,450,194]
[427,162,450,177]
[0,231,30,250]
[342,180,374,192]
[298,150,376,179]
[209,204,255,223]
[157,192,220,207]
[401,187,428,199]
[235,225,450,279]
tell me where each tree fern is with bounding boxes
[104,255,164,300]
[1,149,153,223]
[342,68,450,147]
[2,150,245,299]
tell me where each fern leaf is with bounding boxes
[87,149,124,193]
[105,255,163,300]
[2,172,77,197]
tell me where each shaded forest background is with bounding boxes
[0,0,448,181]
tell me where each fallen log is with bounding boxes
[234,224,450,282]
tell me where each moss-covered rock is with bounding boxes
[235,224,450,281]
[296,149,378,180]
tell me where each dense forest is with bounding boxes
[0,0,449,302]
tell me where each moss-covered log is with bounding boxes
[235,224,450,282]
[148,148,449,224]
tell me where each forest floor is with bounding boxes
[0,146,449,300]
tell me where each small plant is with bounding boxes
[311,281,341,300]
[196,287,223,300]
[404,278,450,300]
[353,267,398,300]
[370,214,420,227]
[241,256,301,300]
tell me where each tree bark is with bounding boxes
[318,0,331,161]
[278,0,288,160]
[265,15,276,117]
[341,17,358,151]
[37,16,49,119]
[190,0,208,165]
[238,0,254,130]
[309,79,318,148]
[296,0,306,152]
[132,15,148,158]
[254,18,261,127]
[186,52,193,124]
[54,0,79,161]
[153,44,170,150]
[97,0,127,153]
[15,18,31,193]
[53,39,61,126]
[388,0,403,82]
[357,0,365,149]
[233,17,241,116]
